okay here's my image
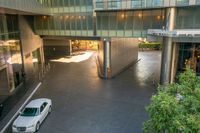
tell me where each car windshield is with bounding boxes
[21,108,39,116]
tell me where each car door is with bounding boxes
[39,103,46,122]
[43,102,48,117]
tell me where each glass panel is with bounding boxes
[88,15,93,30]
[21,108,39,116]
[117,12,125,30]
[108,0,120,9]
[153,0,163,7]
[0,14,23,89]
[177,44,200,76]
[131,0,142,8]
[96,1,103,9]
[143,10,152,30]
[151,10,164,29]
[109,12,117,30]
[96,13,102,31]
[176,7,195,29]
[176,0,189,6]
[70,15,76,30]
[124,12,133,30]
[101,13,109,30]
[77,15,82,30]
[82,15,87,30]
[133,11,143,36]
[49,16,55,30]
[64,15,70,30]
[63,0,69,6]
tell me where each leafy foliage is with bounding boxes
[143,68,200,133]
[139,42,161,50]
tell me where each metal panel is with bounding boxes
[110,38,139,76]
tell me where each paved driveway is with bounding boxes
[30,51,160,133]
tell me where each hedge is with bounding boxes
[139,42,161,50]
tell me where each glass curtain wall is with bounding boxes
[177,44,200,76]
[96,9,164,37]
[0,0,49,15]
[176,7,200,29]
[96,0,191,10]
[0,14,23,94]
[176,0,189,6]
[96,0,165,9]
[34,0,94,36]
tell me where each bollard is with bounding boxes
[107,67,112,79]
[0,104,3,117]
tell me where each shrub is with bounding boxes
[143,68,200,133]
[139,42,161,50]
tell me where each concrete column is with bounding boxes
[165,8,176,31]
[103,40,111,79]
[160,38,173,84]
[160,7,176,85]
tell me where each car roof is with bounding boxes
[25,98,48,108]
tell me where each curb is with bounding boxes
[0,82,42,133]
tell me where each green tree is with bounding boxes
[143,68,200,133]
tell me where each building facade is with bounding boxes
[0,2,46,96]
[0,0,200,97]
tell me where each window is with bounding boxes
[21,108,39,116]
[40,102,47,112]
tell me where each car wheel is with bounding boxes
[35,122,40,132]
[48,106,52,114]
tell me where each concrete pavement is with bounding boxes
[32,51,160,133]
[5,51,161,133]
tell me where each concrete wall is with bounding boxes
[110,38,139,77]
[97,38,139,78]
[18,15,44,79]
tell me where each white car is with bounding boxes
[12,98,52,133]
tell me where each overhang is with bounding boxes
[148,29,200,38]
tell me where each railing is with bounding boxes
[36,63,51,81]
[95,0,197,10]
[27,63,51,82]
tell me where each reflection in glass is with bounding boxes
[32,48,42,73]
[177,44,200,76]
[0,39,23,92]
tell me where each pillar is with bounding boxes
[160,8,176,85]
[69,40,73,55]
[103,40,111,79]
[170,43,179,83]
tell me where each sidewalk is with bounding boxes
[0,77,41,132]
